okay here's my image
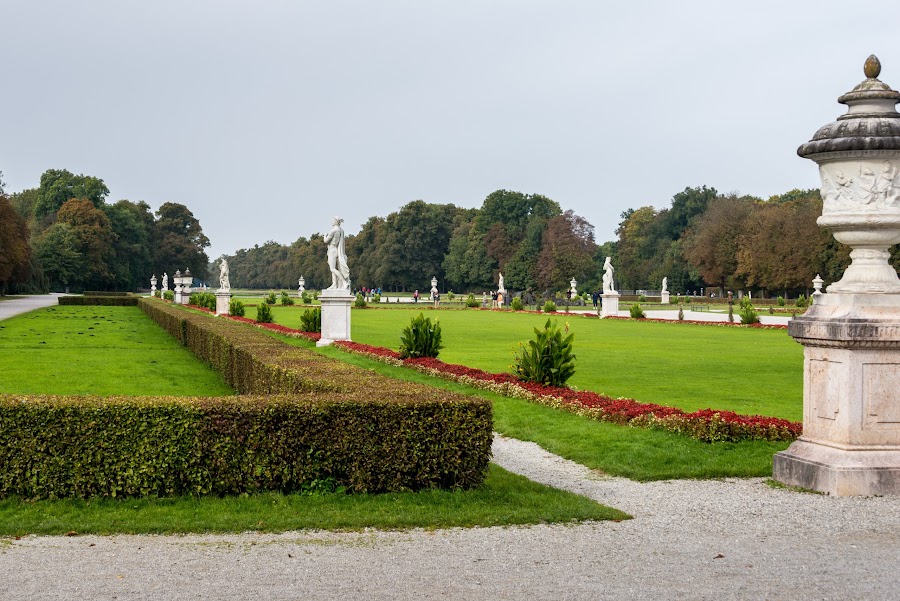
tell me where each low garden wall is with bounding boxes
[0,298,492,499]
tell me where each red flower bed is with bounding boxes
[225,314,321,341]
[603,316,788,330]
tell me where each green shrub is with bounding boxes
[354,293,367,308]
[313,290,319,300]
[447,291,455,302]
[542,300,557,313]
[510,296,524,311]
[229,298,245,317]
[58,296,139,307]
[795,294,808,309]
[776,295,786,307]
[256,302,274,323]
[685,296,692,304]
[300,291,312,305]
[153,290,161,298]
[678,307,684,321]
[265,292,277,305]
[189,292,216,311]
[629,304,646,319]
[399,313,444,359]
[739,296,760,325]
[768,306,774,315]
[372,293,381,303]
[727,304,734,322]
[465,293,479,308]
[83,291,129,296]
[638,294,647,303]
[300,306,322,332]
[163,290,175,301]
[280,291,294,306]
[513,318,576,387]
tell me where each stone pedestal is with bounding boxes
[661,291,670,305]
[317,288,353,346]
[600,292,619,318]
[215,291,232,316]
[773,293,900,495]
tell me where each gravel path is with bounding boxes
[3,434,898,600]
[0,294,63,320]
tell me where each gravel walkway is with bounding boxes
[2,435,897,600]
[0,294,63,320]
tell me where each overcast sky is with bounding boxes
[3,1,899,259]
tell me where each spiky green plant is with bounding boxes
[513,319,576,387]
[300,306,322,332]
[399,313,443,359]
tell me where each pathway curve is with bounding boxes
[2,435,897,600]
[0,294,64,321]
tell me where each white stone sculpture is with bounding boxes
[602,257,615,294]
[662,277,668,292]
[298,276,305,294]
[218,257,230,291]
[570,277,578,296]
[498,272,506,293]
[162,272,168,291]
[150,274,157,295]
[324,217,350,290]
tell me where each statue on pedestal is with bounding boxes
[218,257,230,291]
[602,257,615,294]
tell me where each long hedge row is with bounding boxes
[0,299,492,499]
[58,296,139,306]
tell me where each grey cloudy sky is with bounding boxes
[3,1,898,259]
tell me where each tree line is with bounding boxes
[0,169,211,294]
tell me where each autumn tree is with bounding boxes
[0,195,32,294]
[535,211,598,290]
[152,202,211,281]
[54,198,117,290]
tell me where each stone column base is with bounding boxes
[601,293,619,318]
[661,291,670,304]
[773,439,900,496]
[215,291,232,316]
[317,288,353,346]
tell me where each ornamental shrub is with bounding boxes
[629,303,646,318]
[739,296,760,325]
[256,302,274,323]
[163,290,175,301]
[513,318,576,387]
[777,295,786,307]
[465,293,479,308]
[511,296,524,311]
[372,293,381,303]
[265,292,277,305]
[638,294,647,303]
[354,293,367,308]
[795,294,808,309]
[542,300,557,313]
[229,298,245,317]
[447,291,455,301]
[153,290,161,298]
[58,296,139,307]
[189,292,216,311]
[280,291,294,306]
[300,291,312,304]
[678,307,684,321]
[300,306,321,332]
[399,313,444,359]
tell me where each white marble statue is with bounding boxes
[662,277,668,293]
[498,272,506,293]
[218,257,230,291]
[162,272,168,291]
[602,257,615,294]
[324,216,350,290]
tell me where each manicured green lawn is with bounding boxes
[267,305,804,421]
[0,306,234,395]
[0,304,626,533]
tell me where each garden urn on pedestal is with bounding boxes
[773,55,900,496]
[181,268,193,304]
[173,270,184,305]
[150,274,157,296]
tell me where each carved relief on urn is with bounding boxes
[798,55,900,294]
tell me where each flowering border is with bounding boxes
[189,304,799,442]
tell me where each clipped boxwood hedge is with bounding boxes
[0,298,492,499]
[58,296,139,306]
[0,392,491,499]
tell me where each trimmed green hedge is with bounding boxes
[0,298,492,499]
[82,291,130,296]
[59,296,139,306]
[0,392,492,499]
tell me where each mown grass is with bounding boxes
[286,335,791,481]
[0,306,233,396]
[0,465,627,536]
[266,305,804,421]
[0,303,627,533]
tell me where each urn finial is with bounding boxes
[864,54,881,79]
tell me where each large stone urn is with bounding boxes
[773,56,900,496]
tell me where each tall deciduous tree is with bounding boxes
[33,169,109,221]
[104,200,155,291]
[535,211,598,291]
[35,223,82,291]
[152,202,211,281]
[0,195,32,294]
[56,198,117,290]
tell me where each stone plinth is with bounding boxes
[317,288,353,346]
[215,291,232,316]
[773,293,900,495]
[661,291,670,305]
[601,292,619,318]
